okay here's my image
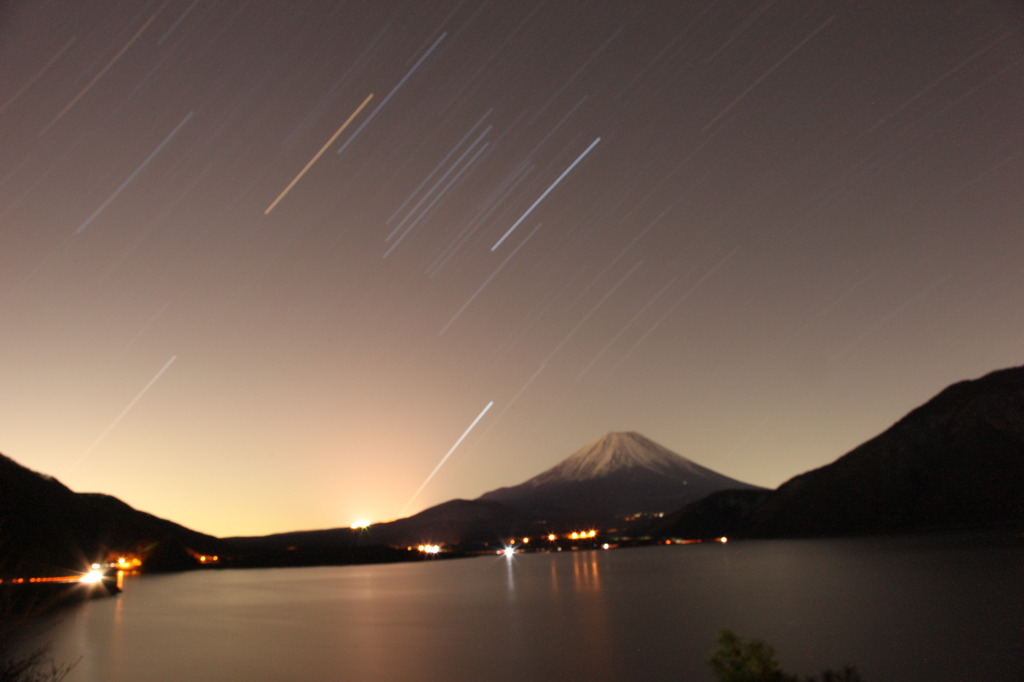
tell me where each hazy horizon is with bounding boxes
[2,1,1022,537]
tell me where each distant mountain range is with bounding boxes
[232,432,760,550]
[3,366,1022,576]
[665,366,1024,538]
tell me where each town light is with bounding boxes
[80,568,104,584]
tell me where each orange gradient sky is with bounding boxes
[1,0,1022,537]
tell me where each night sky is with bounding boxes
[2,1,1022,537]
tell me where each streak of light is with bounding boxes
[626,245,741,354]
[337,32,446,154]
[861,26,1021,139]
[948,147,1024,199]
[575,275,680,381]
[782,272,878,346]
[520,23,624,133]
[40,2,170,135]
[442,4,542,114]
[400,401,494,515]
[284,26,390,149]
[702,14,835,133]
[386,109,493,226]
[494,364,547,423]
[491,137,601,251]
[565,207,671,312]
[426,160,535,277]
[492,261,644,423]
[383,140,491,257]
[157,0,199,45]
[100,302,173,374]
[521,96,588,162]
[67,356,178,474]
[0,37,76,114]
[831,275,951,362]
[76,111,194,233]
[264,93,374,215]
[439,222,545,335]
[704,0,779,64]
[386,125,492,241]
[549,261,644,362]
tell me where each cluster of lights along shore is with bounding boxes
[0,559,131,587]
[406,530,729,556]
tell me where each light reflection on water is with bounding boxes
[28,532,1024,681]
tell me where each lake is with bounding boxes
[21,532,1024,681]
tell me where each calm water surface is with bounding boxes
[28,532,1024,681]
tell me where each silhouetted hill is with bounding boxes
[666,366,1024,538]
[478,431,762,525]
[369,498,536,548]
[0,453,228,575]
[227,499,531,554]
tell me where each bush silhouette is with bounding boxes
[709,629,862,682]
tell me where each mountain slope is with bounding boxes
[666,366,1024,538]
[0,453,228,574]
[478,431,762,524]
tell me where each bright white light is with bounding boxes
[491,137,601,250]
[351,520,371,530]
[502,546,515,558]
[401,401,494,515]
[80,569,104,584]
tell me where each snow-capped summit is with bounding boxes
[477,431,761,523]
[528,431,718,484]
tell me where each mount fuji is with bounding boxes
[476,431,762,524]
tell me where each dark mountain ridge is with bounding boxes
[0,453,228,575]
[666,366,1024,538]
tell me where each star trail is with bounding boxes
[1,1,1021,536]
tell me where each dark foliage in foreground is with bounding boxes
[0,648,75,682]
[0,589,76,682]
[709,629,862,682]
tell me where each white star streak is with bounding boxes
[386,109,493,227]
[158,0,200,45]
[627,246,741,354]
[400,401,494,515]
[439,221,545,335]
[702,14,835,133]
[75,111,194,233]
[491,260,643,424]
[67,355,178,474]
[491,136,601,251]
[384,124,492,244]
[575,275,680,381]
[336,32,446,155]
[382,141,490,257]
[426,160,535,276]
